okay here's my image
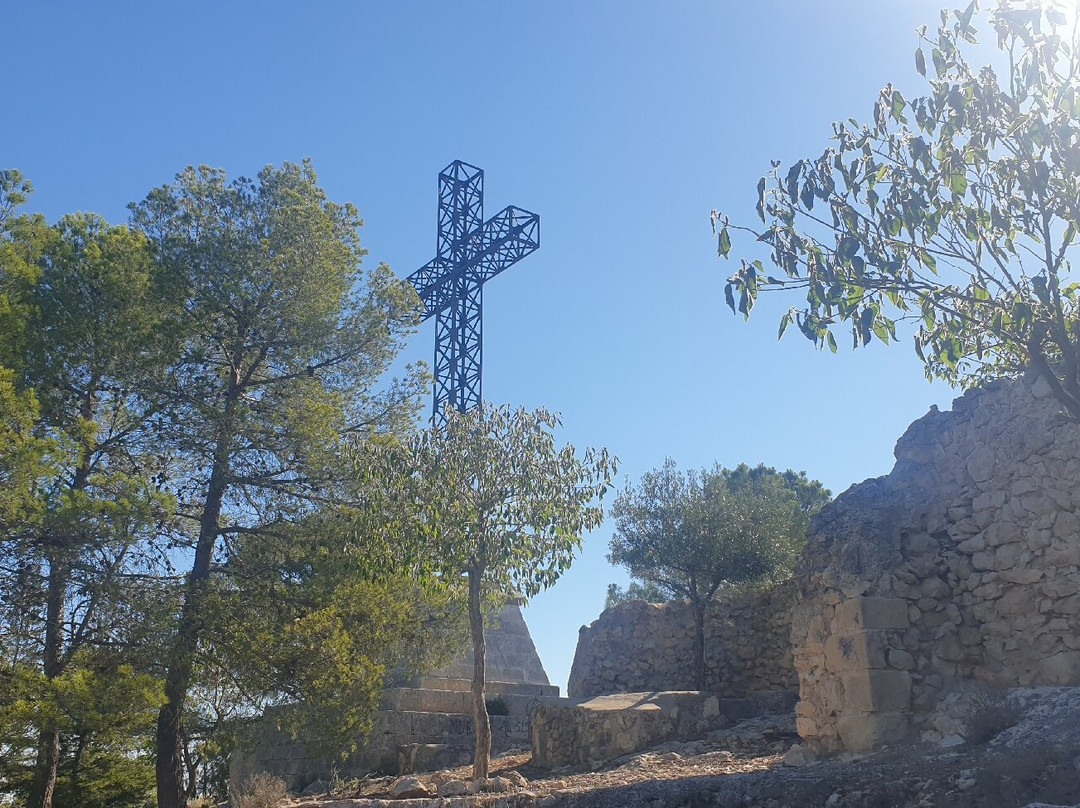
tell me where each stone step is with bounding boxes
[411,676,560,698]
[365,710,533,749]
[381,687,551,716]
[397,743,474,774]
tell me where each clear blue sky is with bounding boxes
[6,1,967,691]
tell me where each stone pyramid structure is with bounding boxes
[419,600,552,685]
[231,602,562,791]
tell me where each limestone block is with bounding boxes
[998,567,1042,585]
[1037,651,1080,684]
[947,552,975,578]
[841,670,911,713]
[795,700,818,718]
[1053,594,1080,615]
[837,597,910,631]
[1044,540,1080,567]
[1054,510,1080,539]
[836,711,910,752]
[921,577,952,599]
[973,490,1006,513]
[933,631,964,662]
[902,533,939,557]
[957,534,987,553]
[824,630,887,672]
[887,649,915,671]
[967,447,996,483]
[959,626,983,646]
[996,586,1037,616]
[1042,577,1079,599]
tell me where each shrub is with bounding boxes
[965,690,1022,746]
[486,697,510,716]
[231,772,287,808]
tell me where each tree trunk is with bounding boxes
[690,596,707,692]
[156,408,235,808]
[468,566,490,782]
[29,420,94,808]
[27,728,60,808]
[27,554,67,808]
[70,729,90,807]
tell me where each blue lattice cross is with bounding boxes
[407,161,540,421]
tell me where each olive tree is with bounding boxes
[713,2,1080,419]
[352,404,616,781]
[608,460,813,691]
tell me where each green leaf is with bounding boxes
[724,282,737,315]
[947,172,968,195]
[718,226,732,258]
[756,177,767,223]
[786,161,803,203]
[958,0,976,30]
[915,47,926,77]
[777,311,793,340]
[891,89,907,120]
[932,47,946,76]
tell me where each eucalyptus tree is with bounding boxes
[714,2,1080,419]
[129,160,425,808]
[352,404,616,781]
[608,460,811,691]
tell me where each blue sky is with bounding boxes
[6,1,968,690]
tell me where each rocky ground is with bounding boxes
[268,688,1080,808]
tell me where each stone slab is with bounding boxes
[824,630,887,672]
[531,691,754,769]
[410,677,559,699]
[381,687,549,716]
[841,670,912,713]
[836,597,910,631]
[836,711,910,752]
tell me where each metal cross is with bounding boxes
[406,160,540,421]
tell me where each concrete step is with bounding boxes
[381,687,550,716]
[411,676,560,699]
[366,710,533,749]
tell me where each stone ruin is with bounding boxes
[229,602,561,791]
[559,374,1080,759]
[567,580,797,699]
[793,372,1080,754]
[232,374,1080,788]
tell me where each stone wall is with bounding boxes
[793,374,1080,753]
[231,704,538,791]
[567,580,797,699]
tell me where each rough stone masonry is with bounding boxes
[568,581,797,700]
[565,373,1080,757]
[793,373,1080,753]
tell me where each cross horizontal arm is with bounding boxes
[406,257,454,321]
[471,206,540,284]
[405,205,540,321]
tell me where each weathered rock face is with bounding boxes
[567,581,797,699]
[794,375,1080,753]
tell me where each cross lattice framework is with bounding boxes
[407,161,540,421]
